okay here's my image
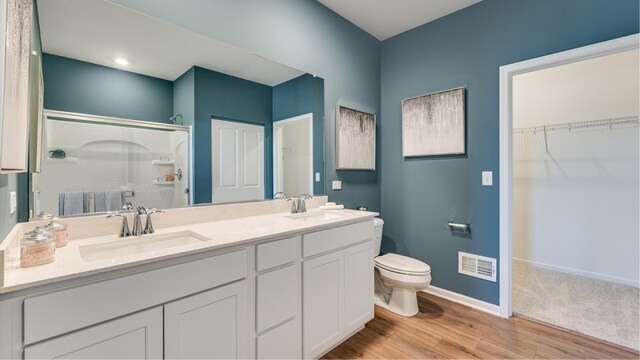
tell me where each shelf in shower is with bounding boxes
[47,157,78,163]
[152,180,175,185]
[151,160,175,165]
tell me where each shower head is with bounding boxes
[169,113,183,125]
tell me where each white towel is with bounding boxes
[319,204,344,210]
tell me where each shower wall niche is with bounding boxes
[33,113,191,216]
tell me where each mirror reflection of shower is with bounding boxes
[273,113,313,197]
[33,111,191,217]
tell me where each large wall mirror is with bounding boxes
[29,0,325,218]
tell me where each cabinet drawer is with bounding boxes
[257,319,298,359]
[24,249,247,345]
[25,307,163,359]
[257,265,297,333]
[257,236,298,272]
[302,220,374,258]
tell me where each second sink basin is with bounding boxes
[79,231,211,262]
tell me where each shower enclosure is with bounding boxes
[32,111,191,217]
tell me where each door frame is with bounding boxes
[498,33,639,318]
[272,113,314,196]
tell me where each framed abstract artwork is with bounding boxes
[336,105,376,170]
[402,87,466,157]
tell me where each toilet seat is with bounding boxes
[374,253,431,276]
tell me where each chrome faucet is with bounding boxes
[289,194,312,213]
[107,212,132,237]
[144,208,164,234]
[132,207,146,236]
[274,192,288,200]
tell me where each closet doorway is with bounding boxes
[499,34,639,351]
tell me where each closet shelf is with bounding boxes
[513,116,638,134]
[151,160,175,165]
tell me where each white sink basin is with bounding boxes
[284,211,344,222]
[79,231,211,262]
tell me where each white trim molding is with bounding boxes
[422,286,500,317]
[513,258,640,289]
[498,33,639,319]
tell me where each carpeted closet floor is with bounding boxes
[512,260,639,351]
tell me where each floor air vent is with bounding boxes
[458,252,497,282]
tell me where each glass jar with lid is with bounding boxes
[20,227,56,267]
[47,218,68,247]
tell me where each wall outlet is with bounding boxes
[332,180,342,190]
[482,171,493,186]
[9,191,16,215]
[315,172,320,182]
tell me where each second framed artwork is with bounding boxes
[335,105,376,170]
[401,87,466,157]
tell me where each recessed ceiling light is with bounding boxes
[115,58,129,66]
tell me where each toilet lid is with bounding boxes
[375,253,431,275]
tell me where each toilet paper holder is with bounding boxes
[447,221,470,233]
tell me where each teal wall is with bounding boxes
[380,0,639,305]
[273,74,325,195]
[110,0,382,211]
[192,66,274,204]
[42,54,173,122]
[173,67,195,127]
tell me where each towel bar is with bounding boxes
[447,221,470,232]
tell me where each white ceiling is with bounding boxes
[317,0,481,41]
[37,0,304,85]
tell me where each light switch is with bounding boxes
[315,172,320,182]
[9,191,16,214]
[482,171,493,186]
[332,180,342,190]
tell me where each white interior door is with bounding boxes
[212,119,264,203]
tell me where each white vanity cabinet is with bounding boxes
[164,281,248,359]
[24,307,164,359]
[302,220,375,359]
[255,236,300,359]
[15,249,249,360]
[0,216,376,360]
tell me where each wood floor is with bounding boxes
[323,292,639,359]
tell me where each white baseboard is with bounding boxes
[513,258,640,288]
[422,285,500,317]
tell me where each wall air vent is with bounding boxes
[458,252,497,282]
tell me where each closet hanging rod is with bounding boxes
[513,116,638,134]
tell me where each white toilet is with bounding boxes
[373,218,431,317]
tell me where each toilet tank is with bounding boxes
[373,218,384,256]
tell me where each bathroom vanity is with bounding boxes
[0,199,377,359]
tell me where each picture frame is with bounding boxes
[335,105,376,170]
[401,87,466,157]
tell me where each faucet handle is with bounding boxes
[300,194,312,200]
[274,192,287,200]
[106,212,131,237]
[143,209,164,234]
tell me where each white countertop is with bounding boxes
[1,209,377,294]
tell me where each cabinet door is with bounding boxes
[302,251,343,359]
[24,307,163,359]
[344,241,374,334]
[164,281,248,359]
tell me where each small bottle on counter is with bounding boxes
[20,227,56,267]
[47,217,68,247]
